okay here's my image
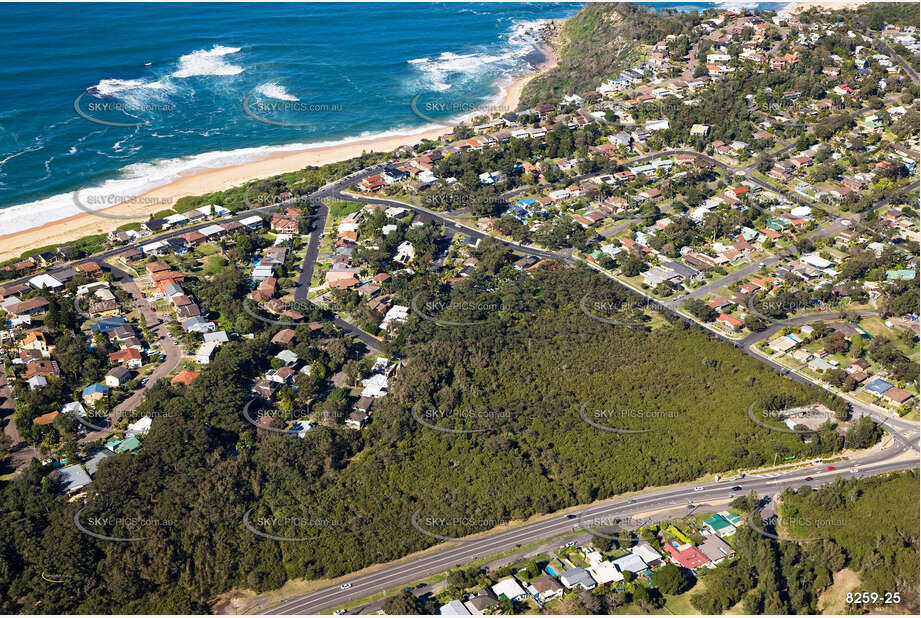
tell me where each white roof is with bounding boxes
[199,224,225,236]
[203,330,229,343]
[361,373,389,398]
[803,253,833,269]
[29,274,63,289]
[164,213,188,225]
[587,560,623,584]
[439,600,472,615]
[491,578,528,600]
[127,416,152,436]
[275,349,299,364]
[632,542,663,564]
[196,341,220,358]
[611,552,648,574]
[240,215,263,227]
[61,402,87,417]
[141,240,168,253]
[198,204,230,217]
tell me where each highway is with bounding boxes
[263,442,917,615]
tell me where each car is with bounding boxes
[731,485,742,491]
[804,476,814,481]
[826,465,835,470]
[850,467,859,474]
[339,583,352,591]
[628,498,637,504]
[140,378,149,386]
[565,514,576,519]
[693,486,704,491]
[333,611,346,616]
[758,262,766,268]
[728,493,735,498]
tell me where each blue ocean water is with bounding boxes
[0,2,786,234]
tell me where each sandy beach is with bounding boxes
[786,1,871,13]
[0,37,559,264]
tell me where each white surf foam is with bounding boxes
[256,82,299,101]
[172,45,243,78]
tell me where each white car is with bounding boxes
[333,611,346,616]
[693,486,704,491]
[339,583,352,591]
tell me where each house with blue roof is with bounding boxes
[82,383,109,404]
[864,378,894,395]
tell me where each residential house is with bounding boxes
[699,535,736,564]
[663,541,710,569]
[105,366,133,387]
[82,383,109,404]
[559,568,596,591]
[491,578,529,602]
[529,575,564,602]
[109,348,143,369]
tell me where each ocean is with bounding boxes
[0,2,786,235]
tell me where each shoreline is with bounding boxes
[0,29,560,263]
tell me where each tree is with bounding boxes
[684,299,718,322]
[621,255,646,277]
[652,563,694,595]
[845,415,882,449]
[592,533,615,553]
[382,590,426,615]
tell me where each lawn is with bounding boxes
[665,576,706,614]
[327,199,363,219]
[203,255,228,275]
[817,568,861,614]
